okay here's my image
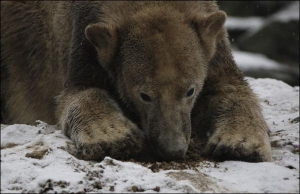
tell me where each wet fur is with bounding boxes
[1,1,271,162]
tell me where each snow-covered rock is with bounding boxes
[223,1,299,87]
[1,78,299,193]
[236,1,299,72]
[232,50,299,86]
[225,16,264,31]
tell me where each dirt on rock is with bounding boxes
[125,136,214,172]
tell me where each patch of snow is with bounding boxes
[1,124,40,148]
[225,16,264,30]
[1,78,299,193]
[271,1,299,22]
[238,1,299,40]
[94,159,199,193]
[203,161,298,193]
[232,50,283,70]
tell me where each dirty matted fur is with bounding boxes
[1,1,271,162]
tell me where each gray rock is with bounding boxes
[232,2,299,86]
[237,20,299,67]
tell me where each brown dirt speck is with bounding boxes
[25,148,49,159]
[109,186,115,191]
[290,117,299,124]
[149,163,160,173]
[1,143,18,149]
[131,186,138,192]
[92,181,102,189]
[271,140,282,148]
[153,186,160,192]
[131,186,144,192]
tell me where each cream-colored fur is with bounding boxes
[56,88,144,160]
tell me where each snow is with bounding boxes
[1,78,299,193]
[225,1,299,32]
[271,1,299,22]
[226,2,299,39]
[232,50,283,71]
[225,16,264,30]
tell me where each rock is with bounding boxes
[236,1,299,66]
[238,20,299,67]
[225,17,264,45]
[231,2,300,86]
[233,50,299,86]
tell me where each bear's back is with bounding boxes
[0,1,219,124]
[1,2,74,124]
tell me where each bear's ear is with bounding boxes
[85,24,117,67]
[192,11,226,60]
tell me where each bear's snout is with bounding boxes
[145,108,191,161]
[157,135,189,161]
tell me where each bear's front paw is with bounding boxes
[69,119,145,161]
[204,129,271,162]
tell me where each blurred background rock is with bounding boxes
[218,1,299,86]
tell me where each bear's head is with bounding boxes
[85,5,226,161]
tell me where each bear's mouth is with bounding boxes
[156,148,187,161]
[146,137,188,161]
[143,118,190,161]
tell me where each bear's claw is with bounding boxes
[205,144,264,162]
[68,127,145,161]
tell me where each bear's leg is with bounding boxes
[192,41,271,163]
[56,88,145,160]
[192,84,272,162]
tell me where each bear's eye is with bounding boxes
[186,88,195,97]
[140,92,151,102]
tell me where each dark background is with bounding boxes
[218,1,299,86]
